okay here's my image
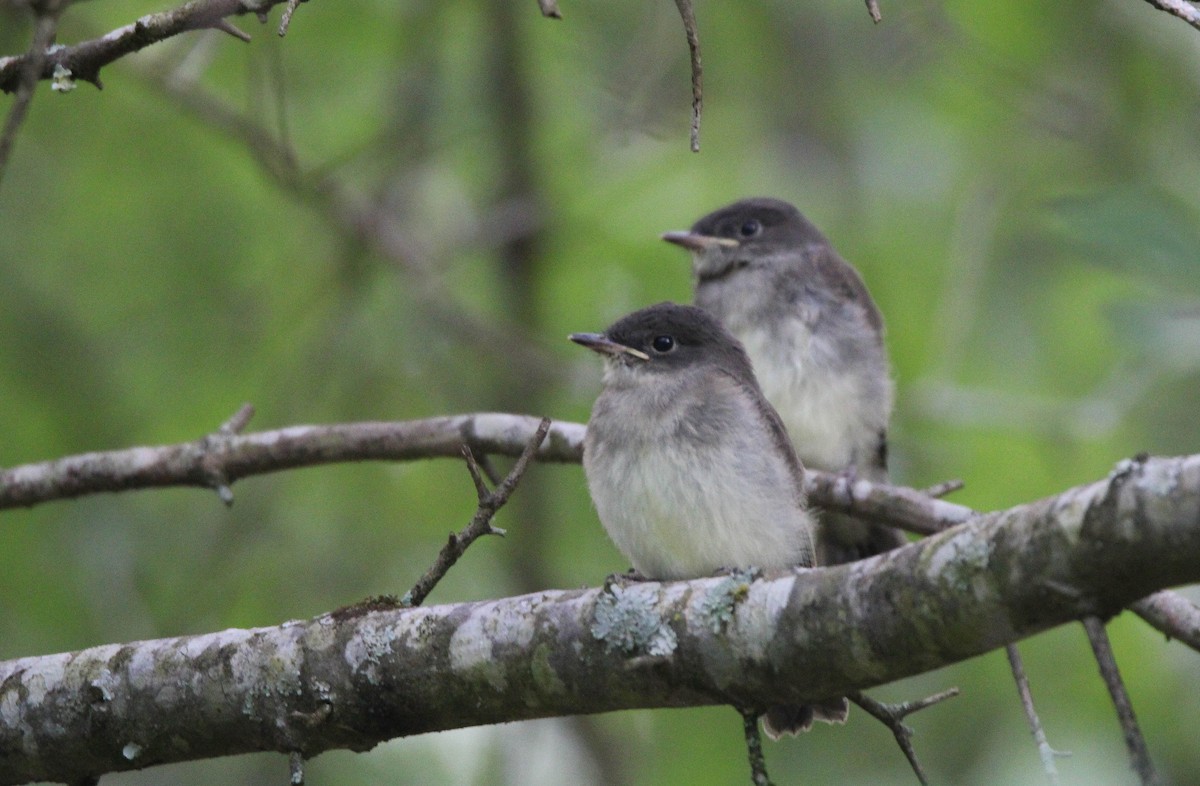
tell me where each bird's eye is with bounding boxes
[738,219,762,237]
[651,335,676,353]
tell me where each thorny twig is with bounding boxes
[1082,616,1162,786]
[401,417,551,607]
[1006,644,1065,785]
[849,687,960,786]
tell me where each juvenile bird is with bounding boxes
[663,198,906,565]
[572,302,847,736]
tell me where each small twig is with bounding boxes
[671,0,703,152]
[0,2,63,189]
[739,708,774,786]
[1082,616,1161,786]
[1006,644,1065,785]
[476,453,504,488]
[920,478,964,499]
[218,403,256,435]
[288,751,305,786]
[203,404,257,505]
[866,0,882,23]
[1141,0,1200,31]
[278,0,303,36]
[207,410,243,502]
[1132,590,1200,652]
[849,688,959,786]
[402,417,551,607]
[213,19,252,42]
[536,0,563,19]
[461,446,493,503]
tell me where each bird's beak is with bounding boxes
[661,231,739,252]
[569,333,650,361]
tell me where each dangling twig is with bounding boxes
[1082,616,1161,786]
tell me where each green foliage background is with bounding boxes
[2,0,1199,783]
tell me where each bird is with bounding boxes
[663,197,907,565]
[571,301,848,737]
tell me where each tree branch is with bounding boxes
[3,452,1199,783]
[0,411,585,510]
[671,0,703,152]
[2,414,1198,651]
[1082,616,1162,786]
[1130,589,1200,650]
[1006,644,1064,785]
[402,418,551,607]
[0,0,64,186]
[1141,0,1200,31]
[0,0,292,94]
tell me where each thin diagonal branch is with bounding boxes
[402,417,551,607]
[0,1,63,187]
[848,688,959,785]
[1082,616,1161,786]
[920,478,964,498]
[1141,0,1200,30]
[1006,644,1064,785]
[278,0,303,36]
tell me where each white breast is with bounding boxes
[583,368,815,581]
[738,321,886,473]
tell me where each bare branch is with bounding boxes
[4,417,1200,654]
[849,688,960,785]
[1131,590,1200,650]
[1082,616,1162,786]
[806,469,975,535]
[0,0,302,94]
[920,478,964,498]
[3,452,1199,783]
[278,0,303,36]
[740,708,774,786]
[1006,644,1065,785]
[288,751,305,786]
[671,0,703,152]
[402,419,551,607]
[1141,0,1200,30]
[536,0,563,19]
[0,0,63,186]
[0,413,584,510]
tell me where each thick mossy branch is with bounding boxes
[1,454,1198,784]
